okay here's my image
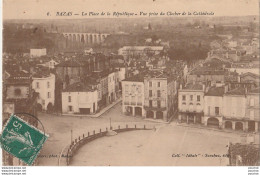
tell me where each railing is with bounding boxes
[59,124,154,166]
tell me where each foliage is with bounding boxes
[230,143,260,166]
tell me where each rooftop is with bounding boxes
[248,87,260,94]
[205,86,225,96]
[63,82,96,92]
[123,73,145,82]
[225,87,246,96]
[183,83,204,91]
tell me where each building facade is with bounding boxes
[245,88,260,132]
[32,73,55,111]
[122,75,145,117]
[61,82,98,114]
[144,73,177,122]
[178,83,205,124]
[203,86,226,127]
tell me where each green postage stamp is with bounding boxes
[0,114,48,165]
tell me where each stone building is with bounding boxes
[122,74,145,117]
[61,82,98,114]
[144,71,178,122]
[178,83,205,124]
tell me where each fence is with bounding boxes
[58,124,153,166]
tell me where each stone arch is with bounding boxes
[68,34,72,41]
[96,34,101,43]
[47,102,54,113]
[135,107,142,116]
[93,34,96,43]
[89,34,93,44]
[81,34,85,43]
[146,110,154,119]
[72,34,76,42]
[101,34,106,42]
[37,103,43,111]
[156,111,163,119]
[225,121,232,129]
[235,122,243,131]
[207,117,219,127]
[77,34,81,42]
[84,34,88,43]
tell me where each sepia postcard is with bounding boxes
[1,0,259,170]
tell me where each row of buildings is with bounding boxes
[178,83,259,132]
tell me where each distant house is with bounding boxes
[30,48,47,57]
[118,46,164,59]
[240,72,260,85]
[62,82,98,115]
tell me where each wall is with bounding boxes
[223,95,246,119]
[246,94,260,121]
[122,81,144,116]
[32,74,55,110]
[204,96,223,116]
[62,91,98,114]
[178,90,204,113]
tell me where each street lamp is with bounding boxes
[110,117,112,130]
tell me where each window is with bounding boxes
[137,85,142,93]
[149,82,152,87]
[157,101,161,108]
[158,82,160,87]
[68,96,71,102]
[208,106,210,115]
[215,107,219,115]
[190,95,193,101]
[197,95,200,102]
[149,100,153,107]
[250,110,254,119]
[47,82,50,88]
[68,106,73,112]
[250,98,254,107]
[182,95,186,101]
[14,88,21,96]
[157,90,161,97]
[36,82,40,88]
[149,90,152,97]
[47,92,51,98]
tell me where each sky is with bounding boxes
[2,0,260,19]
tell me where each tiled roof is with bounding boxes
[248,87,260,94]
[225,87,246,96]
[63,82,96,92]
[123,74,145,82]
[183,83,203,90]
[240,72,260,79]
[205,86,225,96]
